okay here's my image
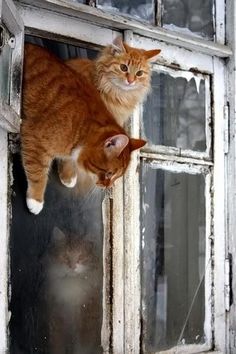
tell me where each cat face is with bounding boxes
[50,227,96,274]
[81,134,146,188]
[96,37,161,92]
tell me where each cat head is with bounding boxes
[96,37,161,93]
[80,134,146,188]
[49,227,96,272]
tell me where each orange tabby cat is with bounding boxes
[66,37,161,126]
[21,43,146,215]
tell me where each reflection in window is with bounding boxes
[9,39,103,354]
[143,71,207,152]
[163,0,214,39]
[141,165,206,352]
[97,0,154,23]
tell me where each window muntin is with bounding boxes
[141,162,211,353]
[142,68,211,155]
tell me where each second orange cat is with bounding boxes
[66,37,161,126]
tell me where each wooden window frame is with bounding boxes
[0,0,234,353]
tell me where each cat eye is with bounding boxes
[136,70,144,77]
[120,64,128,72]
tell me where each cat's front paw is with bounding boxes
[60,175,77,188]
[27,198,44,215]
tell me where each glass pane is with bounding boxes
[97,0,154,24]
[163,0,214,40]
[0,26,12,103]
[141,164,206,352]
[9,39,103,354]
[143,70,207,152]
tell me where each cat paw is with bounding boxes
[60,175,77,188]
[26,198,44,215]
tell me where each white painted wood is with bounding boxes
[144,158,210,175]
[123,28,141,354]
[16,2,120,47]
[112,179,125,354]
[212,57,227,353]
[204,173,213,348]
[215,0,225,45]
[133,35,214,74]
[156,343,212,354]
[141,151,213,167]
[225,0,236,352]
[0,128,9,353]
[15,0,232,57]
[101,196,112,354]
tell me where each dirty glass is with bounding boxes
[97,0,154,24]
[0,26,12,104]
[163,0,214,39]
[141,164,206,352]
[9,39,103,354]
[142,70,207,152]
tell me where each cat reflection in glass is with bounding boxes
[42,227,102,354]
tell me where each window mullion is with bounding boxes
[212,57,227,352]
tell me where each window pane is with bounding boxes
[163,0,214,40]
[142,70,207,152]
[9,39,103,354]
[97,0,155,24]
[141,164,206,352]
[0,26,12,104]
[10,153,103,354]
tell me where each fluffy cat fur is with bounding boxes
[66,37,161,126]
[43,227,102,354]
[21,43,146,214]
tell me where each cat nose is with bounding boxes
[127,75,135,84]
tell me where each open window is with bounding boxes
[0,0,234,353]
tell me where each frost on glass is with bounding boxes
[141,165,206,352]
[163,0,214,39]
[143,70,207,152]
[0,27,11,104]
[9,39,103,354]
[97,0,154,23]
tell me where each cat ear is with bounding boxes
[52,227,66,245]
[145,49,161,62]
[111,37,127,55]
[130,138,147,152]
[104,134,129,158]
